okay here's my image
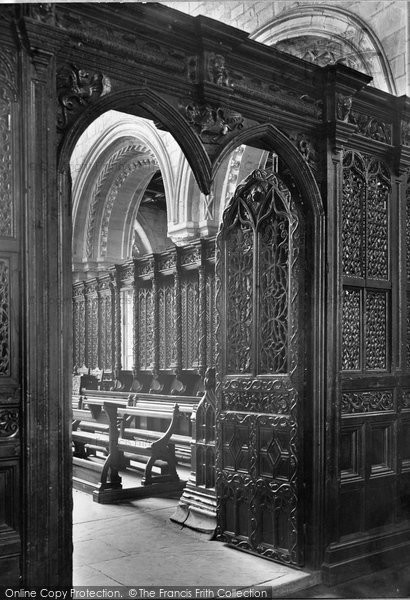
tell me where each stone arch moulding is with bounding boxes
[58,87,212,195]
[251,4,396,95]
[71,112,183,266]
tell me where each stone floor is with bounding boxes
[73,488,410,598]
[73,488,319,596]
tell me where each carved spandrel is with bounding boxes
[57,64,111,131]
[184,102,244,142]
[287,132,318,173]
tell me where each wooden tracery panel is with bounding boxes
[73,283,86,369]
[216,168,305,567]
[338,149,407,540]
[138,283,154,371]
[341,152,391,373]
[181,271,199,369]
[85,281,98,370]
[158,275,175,370]
[97,277,113,371]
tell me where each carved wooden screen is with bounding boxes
[138,282,154,371]
[73,283,86,369]
[158,275,175,370]
[339,151,401,538]
[215,168,305,566]
[181,271,199,369]
[206,266,216,368]
[97,277,113,371]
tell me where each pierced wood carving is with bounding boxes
[0,259,10,376]
[341,391,394,414]
[215,167,305,567]
[341,151,391,373]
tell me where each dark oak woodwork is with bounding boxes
[0,1,409,586]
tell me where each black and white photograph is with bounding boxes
[0,1,409,597]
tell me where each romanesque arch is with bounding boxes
[252,4,396,94]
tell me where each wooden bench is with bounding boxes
[71,390,200,502]
[72,391,129,473]
[89,401,186,503]
[80,388,198,439]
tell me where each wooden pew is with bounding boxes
[82,401,186,503]
[71,390,200,502]
[72,391,129,473]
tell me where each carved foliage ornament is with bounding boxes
[350,111,392,144]
[0,259,10,376]
[0,409,18,437]
[336,94,392,144]
[222,378,295,414]
[341,391,394,414]
[287,132,317,172]
[184,103,244,142]
[57,64,111,131]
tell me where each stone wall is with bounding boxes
[161,1,408,95]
